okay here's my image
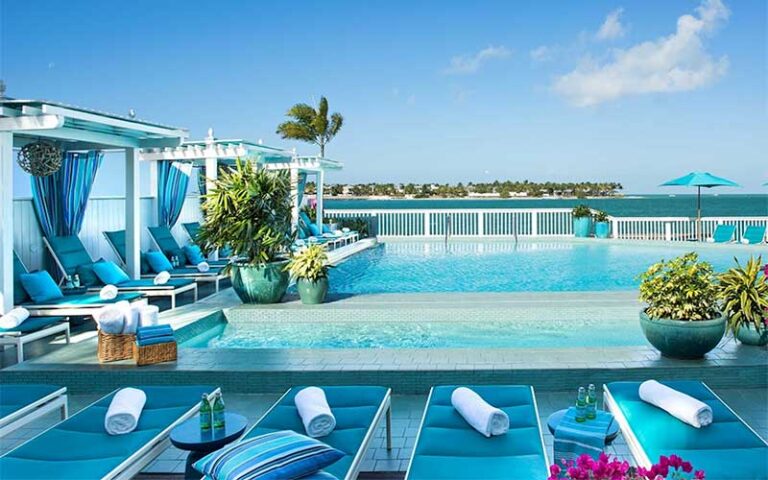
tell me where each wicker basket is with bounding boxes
[98,331,136,363]
[134,341,177,366]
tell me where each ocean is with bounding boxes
[326,194,768,217]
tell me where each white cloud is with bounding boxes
[445,45,511,75]
[553,0,730,107]
[530,45,553,63]
[596,8,626,41]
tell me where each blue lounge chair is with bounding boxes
[406,385,549,479]
[0,315,70,363]
[181,222,233,259]
[0,385,217,480]
[13,252,146,317]
[708,224,736,243]
[43,236,197,310]
[0,384,67,437]
[741,225,766,245]
[604,381,768,480]
[147,226,229,268]
[242,385,391,480]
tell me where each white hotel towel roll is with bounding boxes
[294,387,336,438]
[639,380,713,428]
[104,387,147,435]
[197,261,210,273]
[153,271,170,285]
[99,284,118,300]
[451,387,510,437]
[0,307,30,329]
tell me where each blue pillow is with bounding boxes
[194,430,343,480]
[20,271,64,303]
[92,261,131,285]
[308,222,322,237]
[183,244,206,265]
[76,261,101,287]
[145,251,173,273]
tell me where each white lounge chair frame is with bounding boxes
[0,387,68,438]
[0,321,70,364]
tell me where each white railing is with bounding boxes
[610,216,768,242]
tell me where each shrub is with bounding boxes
[718,256,768,333]
[549,453,704,480]
[286,244,329,282]
[572,204,592,218]
[593,210,609,222]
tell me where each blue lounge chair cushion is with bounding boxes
[183,222,201,242]
[244,385,389,479]
[76,261,102,287]
[103,230,152,274]
[408,385,548,480]
[742,225,766,244]
[0,384,64,420]
[146,251,173,273]
[92,261,131,286]
[19,292,142,307]
[0,316,66,334]
[606,381,768,480]
[46,236,93,276]
[12,252,31,305]
[194,430,344,480]
[711,224,736,243]
[183,245,206,265]
[20,271,64,303]
[112,278,195,289]
[148,226,187,264]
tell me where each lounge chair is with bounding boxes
[241,385,391,480]
[604,381,768,479]
[0,315,70,363]
[181,221,233,260]
[741,225,766,245]
[298,212,342,250]
[406,385,549,479]
[0,384,67,437]
[0,385,217,480]
[103,230,227,293]
[707,224,736,243]
[43,236,197,310]
[13,252,146,317]
[147,226,229,267]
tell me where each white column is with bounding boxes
[148,160,158,227]
[290,167,299,231]
[125,148,141,279]
[315,170,324,231]
[204,156,217,195]
[0,132,13,313]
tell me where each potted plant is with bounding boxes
[286,244,330,304]
[197,159,294,304]
[638,253,725,359]
[718,256,768,346]
[593,210,610,239]
[572,204,593,238]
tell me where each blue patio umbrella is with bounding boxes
[661,172,740,240]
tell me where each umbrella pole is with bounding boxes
[697,186,701,241]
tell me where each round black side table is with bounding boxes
[170,412,248,479]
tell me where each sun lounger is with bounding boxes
[0,315,70,363]
[181,221,234,261]
[0,384,67,438]
[0,385,217,480]
[147,226,229,267]
[406,385,549,479]
[604,381,768,479]
[741,225,766,245]
[43,236,197,309]
[707,224,736,243]
[242,385,391,480]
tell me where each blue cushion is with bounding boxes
[0,384,64,419]
[183,244,206,265]
[12,252,31,305]
[76,262,102,287]
[20,271,64,303]
[194,430,344,480]
[145,251,173,273]
[92,261,130,286]
[0,316,66,334]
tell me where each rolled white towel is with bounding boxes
[451,387,510,437]
[139,305,160,327]
[0,307,30,329]
[333,230,343,237]
[121,305,140,334]
[639,380,713,428]
[105,387,147,435]
[197,261,210,273]
[153,271,170,285]
[294,387,336,438]
[740,238,751,245]
[342,227,350,233]
[94,301,129,334]
[99,284,118,300]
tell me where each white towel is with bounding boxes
[95,301,129,334]
[342,227,350,233]
[639,380,713,428]
[294,387,336,438]
[0,307,30,329]
[451,387,510,437]
[154,271,170,285]
[121,305,140,334]
[740,238,752,245]
[333,230,344,237]
[105,387,147,435]
[197,261,210,273]
[139,305,160,327]
[99,284,118,300]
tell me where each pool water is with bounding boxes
[326,240,760,294]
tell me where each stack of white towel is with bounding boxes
[639,380,713,428]
[451,387,510,437]
[105,388,146,435]
[95,301,139,335]
[294,387,336,438]
[0,307,30,329]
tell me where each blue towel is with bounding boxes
[136,335,175,347]
[136,325,173,340]
[553,407,612,466]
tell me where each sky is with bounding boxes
[1,0,766,195]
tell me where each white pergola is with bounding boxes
[0,99,188,313]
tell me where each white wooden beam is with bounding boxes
[41,104,187,138]
[290,167,299,232]
[125,148,141,279]
[19,126,140,148]
[0,115,64,132]
[0,132,14,313]
[316,170,325,231]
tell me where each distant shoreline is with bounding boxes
[324,195,631,201]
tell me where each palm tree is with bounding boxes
[276,96,343,157]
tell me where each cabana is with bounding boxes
[0,99,187,313]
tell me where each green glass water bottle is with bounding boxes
[586,384,597,420]
[199,394,212,431]
[212,392,226,429]
[575,387,587,423]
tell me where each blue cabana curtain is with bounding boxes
[158,161,192,228]
[31,150,104,237]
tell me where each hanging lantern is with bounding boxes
[17,141,63,176]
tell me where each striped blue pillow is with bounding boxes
[193,430,344,480]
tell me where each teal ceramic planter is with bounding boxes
[573,217,593,238]
[230,261,289,304]
[639,310,725,359]
[594,221,610,239]
[736,325,768,346]
[297,277,329,305]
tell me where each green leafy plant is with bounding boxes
[593,210,609,222]
[718,256,768,333]
[638,253,719,321]
[276,96,343,157]
[572,204,592,218]
[328,216,370,238]
[197,158,294,267]
[286,244,329,282]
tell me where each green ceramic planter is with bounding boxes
[230,260,289,304]
[594,221,610,239]
[639,310,725,359]
[297,277,329,305]
[573,217,593,238]
[735,325,768,346]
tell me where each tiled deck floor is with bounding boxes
[2,388,766,478]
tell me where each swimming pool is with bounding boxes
[326,240,760,294]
